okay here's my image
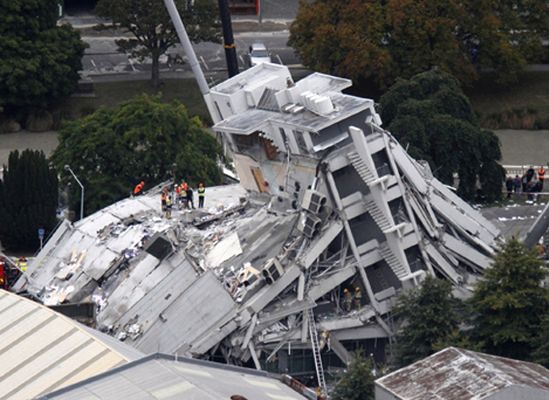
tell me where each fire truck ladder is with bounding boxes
[307,308,327,396]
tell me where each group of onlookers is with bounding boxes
[505,165,546,201]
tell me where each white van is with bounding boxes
[248,43,271,66]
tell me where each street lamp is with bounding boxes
[64,165,84,221]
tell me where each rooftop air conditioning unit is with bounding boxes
[301,189,327,214]
[262,258,284,284]
[297,214,322,239]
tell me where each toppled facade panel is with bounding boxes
[16,64,500,392]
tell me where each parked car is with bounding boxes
[248,43,271,67]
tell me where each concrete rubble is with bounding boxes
[15,63,501,389]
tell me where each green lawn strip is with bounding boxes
[55,78,209,126]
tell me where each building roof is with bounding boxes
[375,347,549,400]
[40,353,310,400]
[0,290,142,400]
[214,92,372,134]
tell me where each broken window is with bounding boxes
[332,165,370,198]
[293,130,309,153]
[371,149,394,177]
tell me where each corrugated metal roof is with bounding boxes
[376,347,549,400]
[0,290,139,400]
[40,354,309,400]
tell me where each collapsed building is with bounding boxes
[14,63,501,392]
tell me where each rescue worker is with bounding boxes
[538,165,545,190]
[133,181,145,196]
[179,182,188,209]
[353,286,362,310]
[186,185,194,209]
[160,187,168,215]
[16,257,28,272]
[198,182,206,208]
[165,194,173,219]
[342,288,352,312]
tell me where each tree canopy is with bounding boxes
[96,0,220,89]
[379,70,504,202]
[0,150,58,251]
[392,275,464,367]
[331,352,375,400]
[469,238,549,361]
[289,0,549,89]
[51,94,223,217]
[0,0,86,108]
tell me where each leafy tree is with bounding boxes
[380,70,504,202]
[331,352,375,400]
[96,0,220,89]
[532,315,549,368]
[0,0,86,108]
[289,0,549,89]
[51,94,223,216]
[393,275,464,367]
[469,239,549,361]
[0,150,58,251]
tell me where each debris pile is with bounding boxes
[15,64,501,386]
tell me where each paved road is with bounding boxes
[482,201,547,239]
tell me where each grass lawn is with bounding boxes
[466,70,549,129]
[54,78,210,127]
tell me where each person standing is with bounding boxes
[353,286,362,310]
[160,187,168,215]
[198,182,205,208]
[513,175,522,195]
[342,288,352,312]
[133,181,144,196]
[526,166,535,183]
[538,165,545,190]
[505,176,514,199]
[186,185,194,209]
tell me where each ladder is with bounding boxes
[307,308,327,396]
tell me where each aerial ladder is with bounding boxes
[523,202,549,254]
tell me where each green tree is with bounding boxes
[532,315,549,368]
[96,0,220,89]
[289,0,548,90]
[51,94,223,216]
[0,150,58,251]
[0,0,86,108]
[380,70,504,202]
[469,239,549,361]
[331,352,375,400]
[393,276,464,367]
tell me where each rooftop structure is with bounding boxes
[41,353,313,400]
[15,63,501,393]
[0,289,142,400]
[375,347,549,400]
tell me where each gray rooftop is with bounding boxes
[40,354,309,400]
[376,347,549,400]
[214,92,372,134]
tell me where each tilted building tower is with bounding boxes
[204,63,499,381]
